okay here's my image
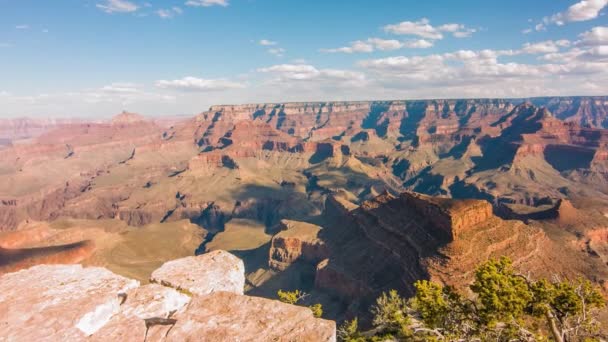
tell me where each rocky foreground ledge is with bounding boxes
[0,250,336,341]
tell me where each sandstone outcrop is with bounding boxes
[0,251,336,341]
[167,291,336,342]
[0,264,140,340]
[316,191,561,302]
[400,192,493,240]
[111,111,146,125]
[268,219,330,271]
[150,249,245,295]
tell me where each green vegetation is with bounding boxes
[277,289,324,318]
[277,289,307,305]
[339,257,605,342]
[310,303,324,318]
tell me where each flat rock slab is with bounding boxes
[91,284,191,341]
[168,291,336,342]
[0,264,139,340]
[0,251,336,341]
[150,250,245,296]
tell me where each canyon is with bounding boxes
[2,96,608,331]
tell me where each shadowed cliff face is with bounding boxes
[0,241,95,274]
[262,191,608,325]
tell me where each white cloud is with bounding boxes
[155,76,245,91]
[185,0,229,7]
[157,7,183,19]
[100,83,140,94]
[321,40,373,53]
[257,64,321,80]
[453,29,476,38]
[259,39,277,46]
[535,0,608,30]
[560,0,608,22]
[367,38,403,51]
[257,64,365,83]
[96,0,139,13]
[0,83,179,118]
[522,40,570,54]
[357,47,608,96]
[321,38,433,53]
[383,18,475,39]
[268,47,286,57]
[576,26,608,46]
[15,25,29,30]
[405,39,435,49]
[384,18,443,39]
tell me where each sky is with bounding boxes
[0,0,607,118]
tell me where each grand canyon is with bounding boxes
[3,0,608,340]
[2,96,608,339]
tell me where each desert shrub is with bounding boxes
[277,289,324,318]
[337,257,605,342]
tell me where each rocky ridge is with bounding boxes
[263,190,608,322]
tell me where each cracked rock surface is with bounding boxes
[0,250,335,341]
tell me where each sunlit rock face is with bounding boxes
[150,249,245,296]
[0,251,336,341]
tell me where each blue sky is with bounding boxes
[0,0,607,118]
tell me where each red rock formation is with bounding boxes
[316,191,560,304]
[268,220,330,271]
[400,192,493,240]
[0,240,95,275]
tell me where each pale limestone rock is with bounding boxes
[150,249,245,296]
[0,251,336,341]
[91,284,190,341]
[167,291,336,342]
[0,264,139,340]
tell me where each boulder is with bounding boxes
[168,291,336,342]
[150,250,245,296]
[0,250,336,341]
[0,264,139,340]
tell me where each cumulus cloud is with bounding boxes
[15,25,29,30]
[96,0,139,13]
[576,26,608,46]
[157,7,183,19]
[521,40,571,54]
[155,76,245,91]
[185,0,229,7]
[259,39,277,46]
[257,64,365,85]
[383,18,476,39]
[357,46,608,96]
[534,0,608,31]
[321,38,433,53]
